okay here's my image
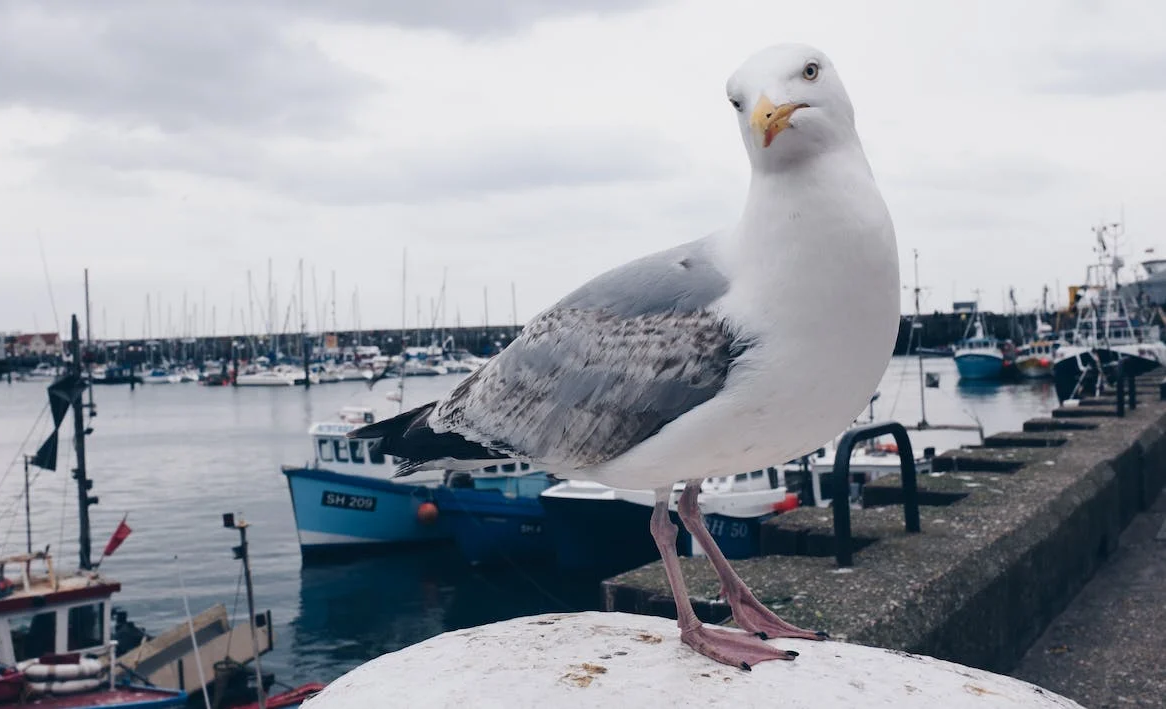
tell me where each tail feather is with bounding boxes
[347,402,507,476]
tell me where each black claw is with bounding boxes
[755,632,769,640]
[740,662,752,672]
[816,630,830,639]
[786,650,799,658]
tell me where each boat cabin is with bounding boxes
[0,553,117,668]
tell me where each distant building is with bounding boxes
[952,301,977,314]
[13,332,63,356]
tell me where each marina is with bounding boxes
[0,353,1058,688]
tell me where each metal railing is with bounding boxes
[832,421,921,567]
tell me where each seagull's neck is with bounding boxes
[717,143,897,332]
[732,145,884,260]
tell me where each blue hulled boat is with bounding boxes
[953,309,1004,381]
[540,468,795,575]
[433,469,557,566]
[282,407,451,560]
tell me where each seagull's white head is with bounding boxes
[726,44,858,170]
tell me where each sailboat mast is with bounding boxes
[913,250,928,428]
[70,314,94,570]
[398,249,407,413]
[299,259,310,388]
[84,269,95,410]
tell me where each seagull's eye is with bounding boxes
[728,96,743,112]
[802,62,820,81]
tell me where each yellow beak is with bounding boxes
[749,97,807,148]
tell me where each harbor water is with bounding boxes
[0,356,1058,684]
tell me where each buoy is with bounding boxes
[1039,357,1050,367]
[417,502,439,525]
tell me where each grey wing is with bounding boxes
[430,236,745,470]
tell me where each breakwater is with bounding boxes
[602,374,1166,676]
[3,311,1053,371]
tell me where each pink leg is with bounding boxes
[649,487,797,670]
[678,480,827,641]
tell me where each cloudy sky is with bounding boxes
[1,0,1164,338]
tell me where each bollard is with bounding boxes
[1116,363,1126,418]
[832,421,920,568]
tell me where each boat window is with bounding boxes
[751,470,763,479]
[735,473,748,482]
[317,438,333,462]
[349,440,366,464]
[333,439,349,462]
[483,465,498,473]
[369,443,385,465]
[9,610,57,661]
[68,603,104,651]
[520,463,530,471]
[502,463,516,473]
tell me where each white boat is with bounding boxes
[333,361,373,381]
[402,346,448,376]
[140,367,182,384]
[24,363,60,380]
[234,368,296,386]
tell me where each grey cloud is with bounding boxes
[0,0,660,135]
[0,2,375,134]
[1041,49,1166,96]
[889,158,1065,200]
[25,130,682,205]
[277,0,663,36]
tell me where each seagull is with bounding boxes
[350,43,899,669]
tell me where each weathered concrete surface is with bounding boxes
[1011,492,1166,708]
[604,375,1166,688]
[305,612,1085,709]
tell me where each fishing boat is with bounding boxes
[0,552,188,709]
[540,469,795,575]
[432,467,556,566]
[281,407,450,559]
[1053,221,1166,401]
[1015,331,1057,379]
[953,308,1004,381]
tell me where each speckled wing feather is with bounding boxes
[430,236,743,470]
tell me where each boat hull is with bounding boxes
[954,353,1003,380]
[1053,347,1162,401]
[433,479,553,566]
[282,467,452,560]
[695,513,767,560]
[540,494,679,575]
[1015,356,1053,379]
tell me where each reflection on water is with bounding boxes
[289,549,602,680]
[0,356,1058,684]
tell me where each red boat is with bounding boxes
[233,682,327,709]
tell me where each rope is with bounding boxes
[221,562,246,663]
[0,403,50,492]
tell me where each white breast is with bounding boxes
[588,152,899,490]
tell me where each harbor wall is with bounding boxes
[602,377,1166,674]
[3,310,1059,368]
